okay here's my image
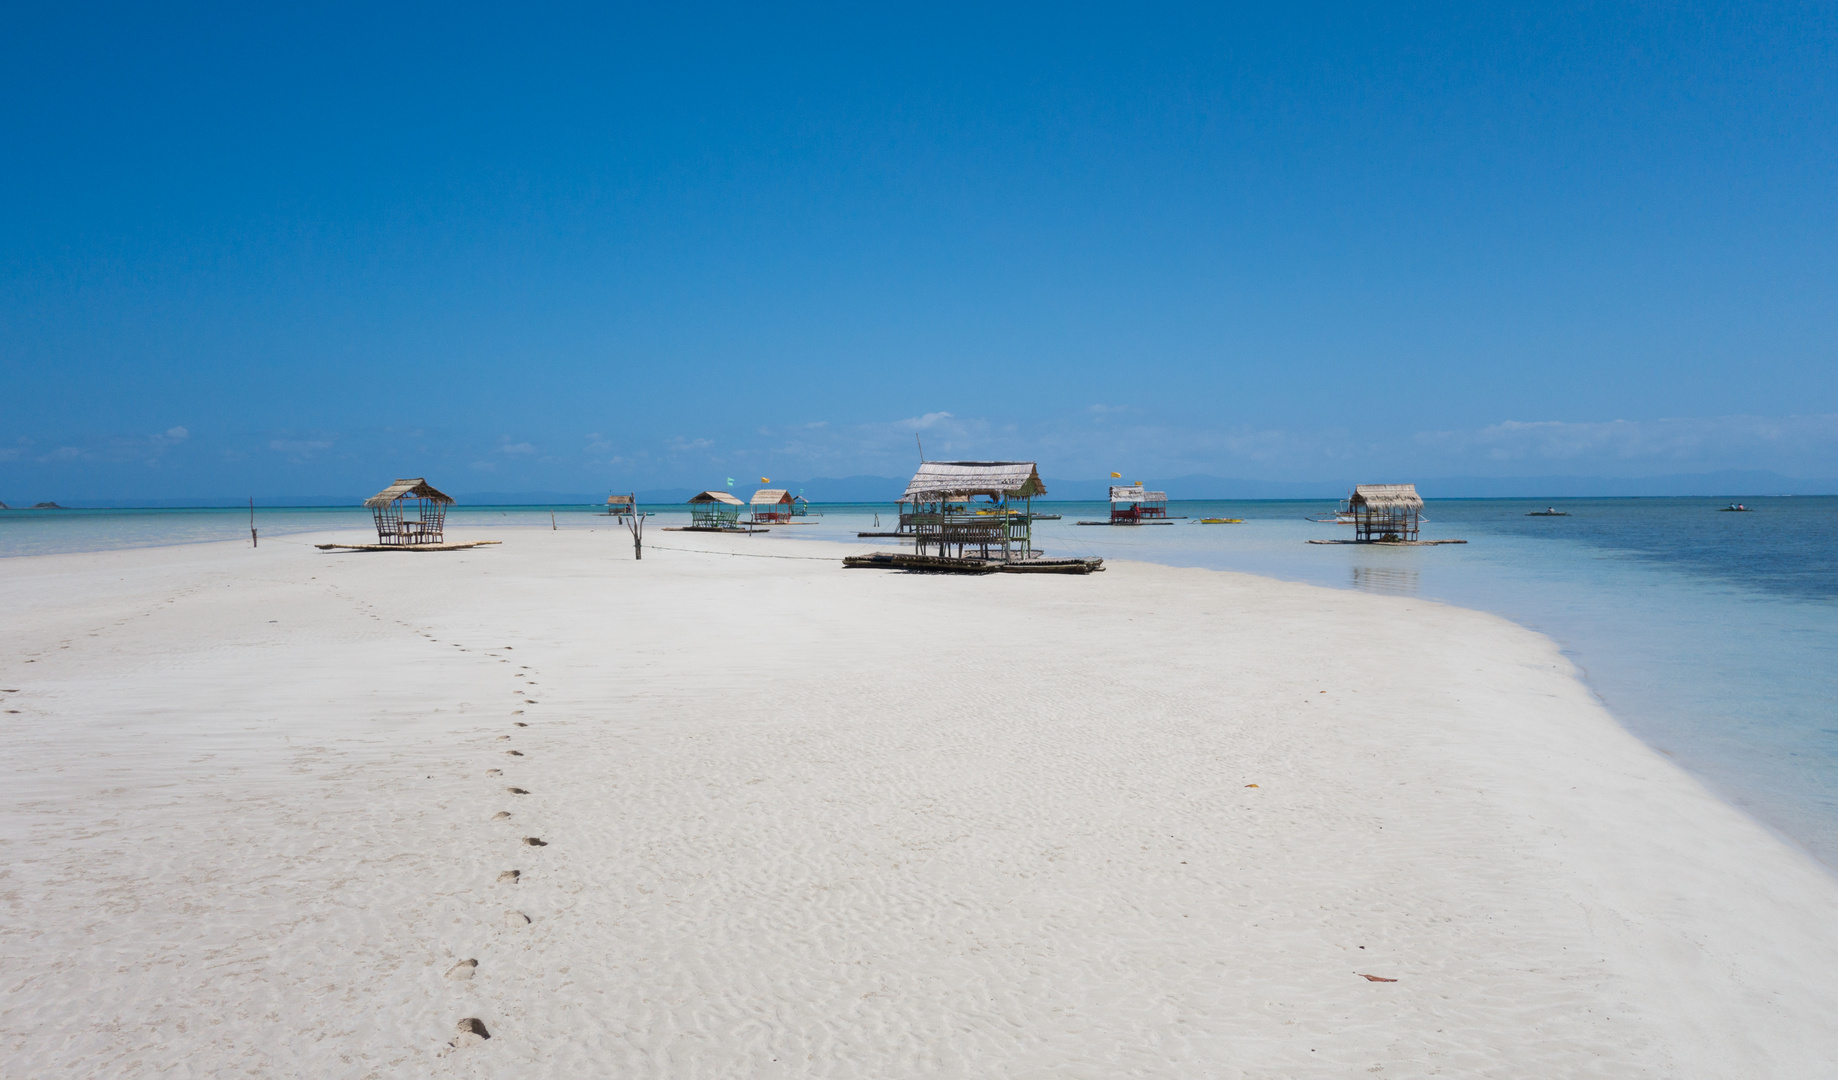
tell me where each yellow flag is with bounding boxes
[761,477,770,483]
[1110,471,1122,478]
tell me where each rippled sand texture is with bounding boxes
[3,529,1836,1078]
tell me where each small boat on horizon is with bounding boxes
[1526,507,1568,516]
[1720,504,1752,512]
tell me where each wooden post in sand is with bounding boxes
[625,493,643,559]
[249,497,258,547]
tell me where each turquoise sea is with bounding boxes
[5,497,1835,869]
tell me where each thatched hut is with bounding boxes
[1349,484,1423,541]
[606,494,636,519]
[749,488,794,524]
[1108,484,1168,523]
[687,490,744,528]
[365,478,454,545]
[900,461,1046,561]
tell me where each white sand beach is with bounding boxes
[4,526,1837,1078]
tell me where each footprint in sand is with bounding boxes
[492,811,511,820]
[506,786,529,795]
[505,910,531,927]
[497,735,511,741]
[449,1018,491,1048]
[513,721,528,727]
[485,768,502,776]
[505,750,523,756]
[498,869,520,883]
[445,959,478,980]
[522,837,547,846]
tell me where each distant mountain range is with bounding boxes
[11,469,1834,508]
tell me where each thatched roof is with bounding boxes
[364,478,454,508]
[688,490,744,506]
[606,494,635,506]
[750,488,792,506]
[1350,484,1423,510]
[902,461,1047,500]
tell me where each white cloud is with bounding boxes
[1413,414,1838,472]
[164,426,189,440]
[498,441,537,455]
[900,411,954,430]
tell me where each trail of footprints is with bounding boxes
[439,639,553,1054]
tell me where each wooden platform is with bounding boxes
[1306,539,1468,546]
[843,552,1105,575]
[661,526,770,534]
[314,541,503,552]
[1074,520,1174,526]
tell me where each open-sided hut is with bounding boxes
[1108,485,1168,523]
[605,494,636,518]
[1349,484,1424,541]
[791,495,810,517]
[749,488,794,524]
[365,478,454,545]
[687,490,744,528]
[901,461,1046,562]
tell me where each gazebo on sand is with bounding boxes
[900,461,1045,562]
[687,490,744,529]
[1349,484,1424,542]
[365,478,454,545]
[750,488,794,524]
[606,494,635,519]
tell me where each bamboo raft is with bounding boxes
[843,552,1105,575]
[315,541,503,552]
[1306,539,1467,546]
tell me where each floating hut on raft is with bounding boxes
[749,488,795,524]
[1109,484,1168,524]
[1349,484,1423,542]
[686,490,745,529]
[900,461,1045,562]
[365,478,454,545]
[605,494,636,519]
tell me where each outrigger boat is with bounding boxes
[1306,492,1357,524]
[1195,518,1243,524]
[1525,507,1568,516]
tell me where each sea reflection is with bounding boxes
[1351,564,1420,595]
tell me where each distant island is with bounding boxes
[30,502,66,509]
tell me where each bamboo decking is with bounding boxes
[314,541,503,552]
[842,552,1105,575]
[1306,539,1467,546]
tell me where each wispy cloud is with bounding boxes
[1413,414,1838,472]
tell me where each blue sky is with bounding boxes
[3,2,1835,499]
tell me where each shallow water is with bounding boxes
[5,497,1836,868]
